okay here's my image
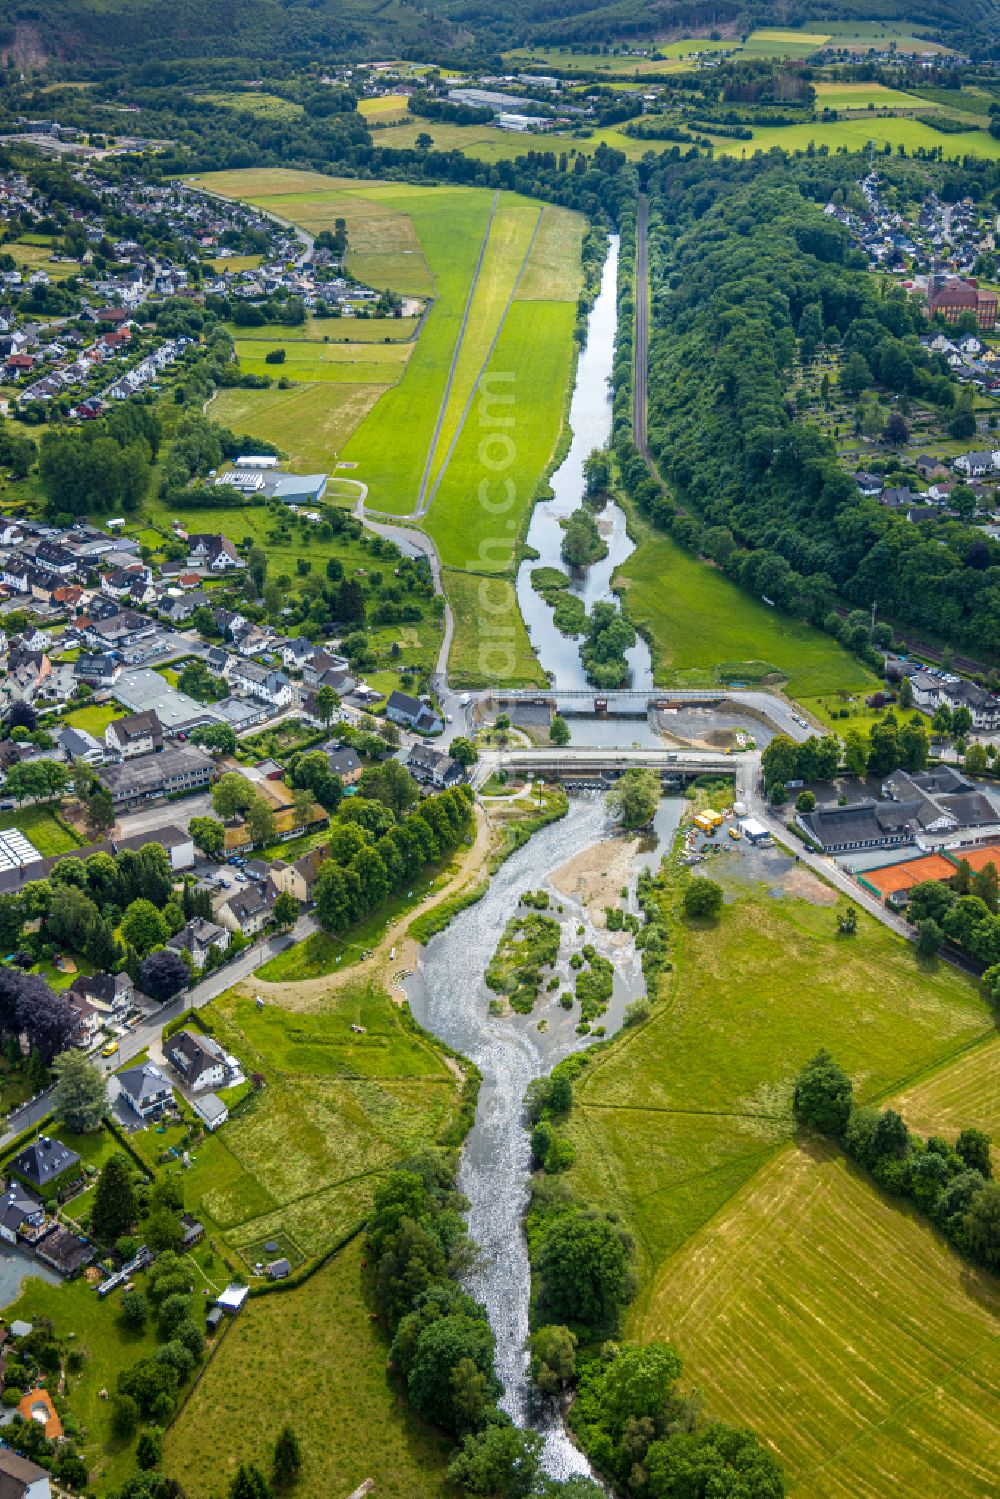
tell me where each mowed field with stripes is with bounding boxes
[563,863,1000,1496]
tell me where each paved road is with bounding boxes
[0,912,318,1147]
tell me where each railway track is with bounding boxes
[634,192,650,458]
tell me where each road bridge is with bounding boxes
[481,746,741,784]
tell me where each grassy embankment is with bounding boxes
[559,837,998,1496]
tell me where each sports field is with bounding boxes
[615,507,880,706]
[164,1237,453,1499]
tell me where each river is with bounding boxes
[515,235,658,739]
[407,796,681,1477]
[406,236,679,1477]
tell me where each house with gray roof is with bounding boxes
[114,1061,174,1120]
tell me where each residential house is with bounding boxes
[187,534,244,572]
[73,653,120,688]
[0,1449,52,1499]
[105,709,164,759]
[164,1028,228,1092]
[854,472,882,497]
[406,743,463,787]
[98,744,213,808]
[57,725,104,766]
[385,689,443,735]
[84,609,157,656]
[68,971,133,1017]
[114,1061,175,1120]
[954,451,998,478]
[227,660,292,708]
[281,637,315,671]
[66,988,103,1047]
[303,650,350,688]
[327,745,362,784]
[217,881,276,939]
[166,918,230,967]
[269,846,327,904]
[0,1184,45,1246]
[9,1137,81,1197]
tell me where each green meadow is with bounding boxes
[615,506,880,708]
[181,983,461,1263]
[164,1238,454,1499]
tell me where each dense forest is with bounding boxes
[1,0,994,67]
[634,151,1000,661]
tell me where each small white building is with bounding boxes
[192,1092,228,1132]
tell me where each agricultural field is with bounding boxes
[424,299,577,570]
[197,168,586,684]
[819,20,954,54]
[707,115,1000,161]
[741,27,833,56]
[503,39,731,74]
[231,337,411,384]
[644,1142,1000,1498]
[359,93,411,124]
[565,872,992,1291]
[210,382,385,472]
[813,81,929,111]
[442,567,546,688]
[7,239,80,281]
[164,1238,453,1499]
[181,983,462,1264]
[224,313,419,342]
[561,851,997,1494]
[892,1036,1000,1167]
[615,506,880,712]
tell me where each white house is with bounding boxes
[227,661,293,707]
[164,1028,228,1092]
[954,450,999,478]
[114,1061,175,1120]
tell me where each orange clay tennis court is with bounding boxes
[865,843,1000,898]
[865,853,960,898]
[953,843,1000,875]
